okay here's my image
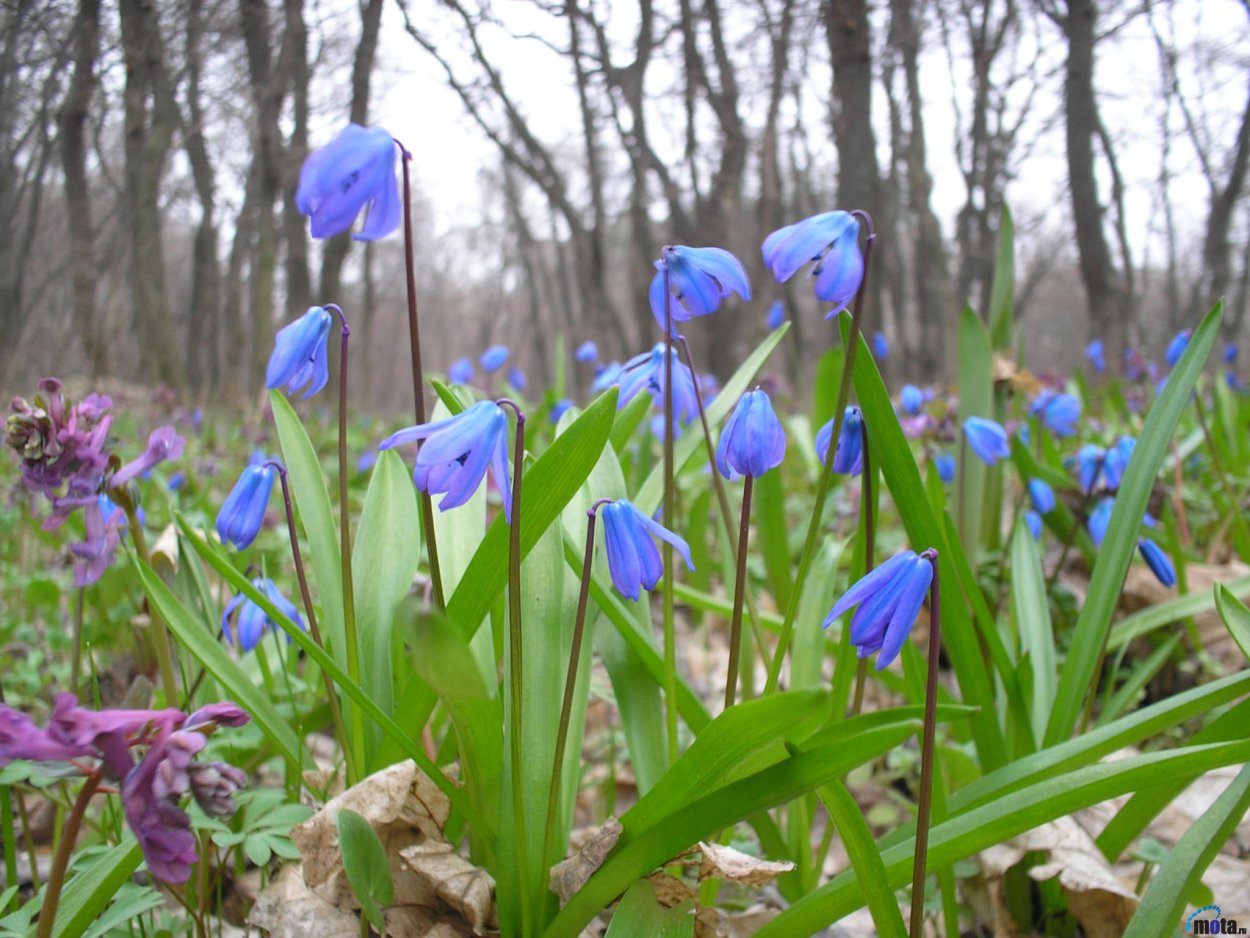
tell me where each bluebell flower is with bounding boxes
[1076,444,1105,493]
[761,211,863,311]
[1103,436,1136,490]
[590,361,623,394]
[963,417,1009,465]
[266,306,333,399]
[1227,371,1246,392]
[934,452,956,484]
[616,344,698,426]
[1165,329,1191,368]
[1086,340,1105,373]
[549,399,573,423]
[507,366,526,392]
[1025,510,1043,540]
[766,300,785,330]
[1088,496,1114,548]
[221,578,304,652]
[716,389,786,480]
[900,384,924,416]
[216,464,276,550]
[296,124,400,240]
[380,401,514,522]
[649,245,751,330]
[600,500,694,601]
[575,341,598,363]
[872,332,889,360]
[822,550,934,670]
[1225,342,1239,364]
[1138,538,1176,588]
[449,357,474,384]
[480,345,509,373]
[1028,477,1055,514]
[356,448,378,473]
[816,406,864,475]
[1017,422,1032,446]
[1030,391,1080,437]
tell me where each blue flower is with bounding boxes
[1030,391,1080,437]
[379,401,514,522]
[872,332,889,360]
[1025,510,1043,540]
[900,384,924,416]
[816,406,864,475]
[266,307,333,399]
[575,341,598,363]
[761,210,863,311]
[1225,342,1239,364]
[766,300,785,330]
[549,399,573,423]
[1028,477,1056,514]
[216,464,276,550]
[168,472,186,492]
[601,500,694,601]
[934,452,956,483]
[716,389,787,480]
[590,362,623,394]
[1086,340,1106,373]
[480,345,509,373]
[449,357,474,384]
[1165,329,1191,368]
[1076,444,1105,493]
[296,124,400,240]
[1137,538,1176,588]
[963,417,1009,465]
[507,367,526,392]
[1088,496,1114,548]
[1103,436,1136,490]
[357,448,378,473]
[221,578,304,652]
[616,344,698,426]
[822,550,933,670]
[649,245,751,330]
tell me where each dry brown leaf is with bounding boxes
[696,841,795,886]
[400,842,497,936]
[646,871,697,909]
[693,904,781,938]
[550,816,623,903]
[247,866,359,938]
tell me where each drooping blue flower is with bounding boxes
[872,331,889,360]
[549,399,573,423]
[266,306,333,399]
[1076,444,1106,493]
[900,384,924,416]
[963,417,1009,465]
[296,124,400,241]
[600,500,694,601]
[1025,510,1043,540]
[1165,329,1191,368]
[1103,436,1136,490]
[575,341,598,363]
[216,464,276,550]
[1138,538,1176,588]
[616,344,698,426]
[822,550,933,670]
[380,401,514,522]
[507,366,526,392]
[480,345,509,373]
[816,406,864,475]
[1030,391,1080,437]
[934,452,956,483]
[590,362,623,394]
[649,245,751,330]
[1028,477,1056,514]
[761,211,863,311]
[357,448,378,473]
[1088,496,1114,548]
[716,389,787,480]
[1224,342,1239,364]
[449,357,474,384]
[221,578,305,652]
[766,300,785,330]
[1086,339,1106,373]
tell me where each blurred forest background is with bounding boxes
[1,0,1248,412]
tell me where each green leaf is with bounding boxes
[958,306,994,555]
[603,880,693,937]
[1214,583,1250,660]
[337,808,394,932]
[1045,302,1222,746]
[988,203,1015,350]
[80,883,164,938]
[817,780,908,938]
[1107,577,1250,651]
[1011,520,1055,742]
[132,557,306,770]
[754,468,794,611]
[51,839,143,938]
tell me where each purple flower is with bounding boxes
[1086,340,1106,373]
[449,357,475,385]
[575,341,598,363]
[649,245,751,330]
[112,426,186,488]
[616,344,698,427]
[221,577,304,651]
[816,407,864,475]
[963,417,1009,465]
[480,345,509,373]
[266,306,333,400]
[762,211,863,312]
[601,500,694,601]
[380,401,514,522]
[823,550,934,670]
[70,496,127,587]
[0,707,93,766]
[6,378,113,499]
[216,463,276,550]
[1138,538,1176,587]
[716,389,787,480]
[296,124,400,241]
[1165,329,1191,368]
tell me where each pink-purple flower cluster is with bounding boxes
[0,695,249,883]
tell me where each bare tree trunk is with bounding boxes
[282,0,311,315]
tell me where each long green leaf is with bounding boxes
[1108,574,1250,651]
[817,780,908,938]
[602,881,692,937]
[1214,583,1250,660]
[988,203,1015,351]
[958,306,994,553]
[1011,521,1055,742]
[51,840,143,938]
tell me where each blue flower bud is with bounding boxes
[823,550,934,670]
[480,345,509,373]
[221,578,304,651]
[766,300,785,330]
[716,389,787,480]
[1137,538,1176,588]
[963,417,1009,465]
[266,306,333,400]
[1086,340,1105,373]
[216,464,276,550]
[934,452,956,484]
[449,357,474,384]
[601,500,694,601]
[1088,496,1114,548]
[816,407,864,475]
[1028,477,1056,514]
[1165,329,1191,368]
[575,341,598,363]
[872,331,889,359]
[900,384,924,416]
[1025,510,1043,540]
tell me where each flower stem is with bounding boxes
[910,548,941,938]
[271,463,357,784]
[850,419,876,718]
[724,475,755,710]
[543,500,607,875]
[765,211,875,695]
[662,255,678,764]
[113,487,179,708]
[396,139,445,611]
[35,770,101,938]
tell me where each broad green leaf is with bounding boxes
[1214,583,1250,660]
[1046,302,1222,746]
[603,880,692,937]
[51,839,143,938]
[337,809,394,932]
[1011,521,1055,742]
